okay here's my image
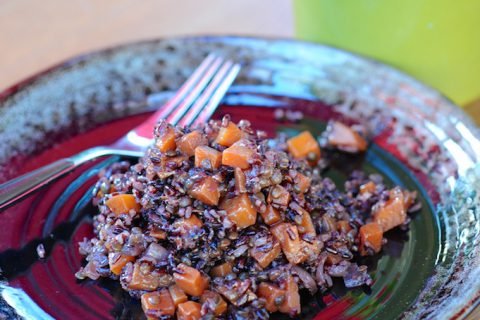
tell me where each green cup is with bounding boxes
[294,0,480,106]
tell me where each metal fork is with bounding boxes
[0,54,241,211]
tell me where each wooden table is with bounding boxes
[0,1,478,318]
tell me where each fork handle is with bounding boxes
[0,158,75,211]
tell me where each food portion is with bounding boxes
[76,116,419,319]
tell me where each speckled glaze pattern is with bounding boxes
[0,36,479,319]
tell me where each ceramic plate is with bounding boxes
[0,36,479,320]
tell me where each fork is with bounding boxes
[0,54,241,211]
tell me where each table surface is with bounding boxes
[0,1,478,318]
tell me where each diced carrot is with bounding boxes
[169,285,188,307]
[189,176,220,206]
[173,264,209,296]
[257,282,286,313]
[106,194,140,216]
[177,301,202,320]
[215,122,242,147]
[278,276,301,316]
[336,220,352,234]
[267,185,290,207]
[221,140,255,169]
[294,173,311,193]
[194,146,222,169]
[251,239,281,268]
[373,187,407,231]
[141,289,175,318]
[359,181,376,195]
[156,125,176,153]
[177,131,207,156]
[260,205,282,225]
[200,290,227,316]
[109,253,135,275]
[286,131,321,161]
[220,194,257,229]
[270,223,308,265]
[327,121,367,153]
[211,262,233,277]
[296,207,316,236]
[149,226,167,240]
[359,222,383,255]
[128,263,159,291]
[234,167,247,193]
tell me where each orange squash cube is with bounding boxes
[200,290,228,316]
[215,122,242,147]
[278,276,301,316]
[194,146,222,169]
[221,140,255,169]
[286,131,321,161]
[270,223,308,265]
[359,222,383,255]
[109,253,135,275]
[296,207,316,236]
[177,131,207,156]
[257,282,286,313]
[128,263,159,291]
[359,181,376,195]
[173,264,209,297]
[189,176,220,206]
[234,167,247,193]
[141,289,175,318]
[156,125,176,153]
[294,173,311,193]
[373,188,407,232]
[251,240,281,268]
[105,194,140,216]
[220,194,257,229]
[168,285,188,307]
[211,262,233,277]
[177,301,201,320]
[327,121,367,153]
[260,205,282,225]
[267,185,290,207]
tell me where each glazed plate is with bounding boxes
[0,36,479,320]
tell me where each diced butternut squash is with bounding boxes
[189,176,220,206]
[177,301,202,320]
[257,282,286,313]
[359,222,383,255]
[222,140,255,169]
[169,285,188,307]
[220,194,257,229]
[287,131,321,161]
[128,263,159,291]
[211,262,233,277]
[260,205,282,225]
[177,131,207,156]
[141,289,175,318]
[108,253,135,275]
[270,223,308,265]
[251,239,281,268]
[200,290,227,316]
[294,173,311,193]
[156,125,176,153]
[149,226,167,240]
[359,181,376,195]
[327,121,367,153]
[267,185,290,207]
[373,188,407,232]
[234,167,247,193]
[173,214,203,235]
[194,146,222,169]
[278,276,301,316]
[296,207,316,236]
[336,220,352,234]
[215,122,242,147]
[106,194,140,215]
[174,264,209,296]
